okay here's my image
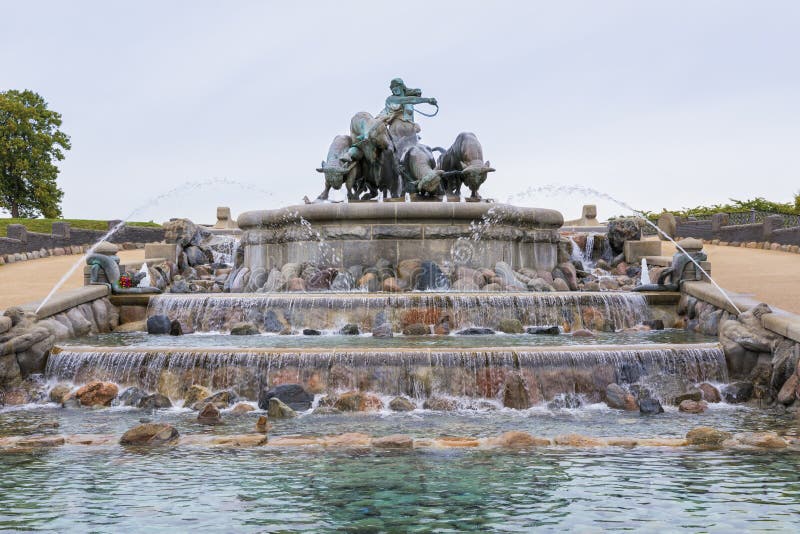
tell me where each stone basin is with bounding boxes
[237,202,563,272]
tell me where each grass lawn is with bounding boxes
[0,218,161,236]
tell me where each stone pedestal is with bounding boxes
[237,202,563,272]
[624,240,662,263]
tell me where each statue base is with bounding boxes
[238,202,563,272]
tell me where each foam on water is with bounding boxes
[146,291,653,333]
[45,343,727,405]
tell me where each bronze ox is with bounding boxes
[400,144,445,197]
[316,134,360,201]
[341,112,399,199]
[437,132,495,199]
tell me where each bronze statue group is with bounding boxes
[316,79,494,202]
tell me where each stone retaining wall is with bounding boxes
[0,241,155,266]
[679,281,800,406]
[675,213,800,247]
[0,222,164,257]
[1,286,117,390]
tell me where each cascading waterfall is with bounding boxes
[146,292,652,333]
[45,344,727,404]
[583,233,596,267]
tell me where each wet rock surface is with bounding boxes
[258,384,313,411]
[75,381,119,407]
[119,423,180,446]
[638,398,664,415]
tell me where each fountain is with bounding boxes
[2,78,799,532]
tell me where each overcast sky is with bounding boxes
[2,1,798,223]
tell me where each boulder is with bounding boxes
[262,310,290,334]
[638,398,664,415]
[372,434,414,449]
[255,415,271,433]
[415,261,450,291]
[169,320,183,336]
[75,381,119,407]
[777,374,799,405]
[197,403,223,424]
[456,327,495,335]
[497,318,524,334]
[679,399,708,414]
[146,315,172,335]
[555,262,579,290]
[502,372,530,409]
[382,277,404,292]
[302,328,321,336]
[280,262,301,281]
[547,393,583,409]
[339,323,360,335]
[117,387,146,407]
[258,384,313,411]
[262,269,286,292]
[286,277,307,292]
[307,268,338,290]
[389,396,416,412]
[402,323,429,336]
[685,426,731,446]
[452,278,481,291]
[607,218,642,254]
[723,382,754,403]
[698,383,721,403]
[231,403,255,414]
[674,390,702,404]
[433,316,451,335]
[2,388,29,405]
[735,431,788,449]
[185,245,210,267]
[230,322,259,335]
[494,261,525,289]
[49,384,73,404]
[526,326,560,335]
[493,431,551,448]
[357,273,379,292]
[120,423,179,446]
[643,319,665,330]
[423,397,458,411]
[553,434,608,447]
[267,397,297,418]
[194,390,238,410]
[372,323,393,338]
[527,278,555,292]
[571,329,595,338]
[333,391,383,412]
[163,218,205,247]
[398,259,422,285]
[330,272,354,291]
[183,385,212,408]
[605,383,637,411]
[138,393,173,410]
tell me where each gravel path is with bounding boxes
[661,242,800,314]
[0,250,145,310]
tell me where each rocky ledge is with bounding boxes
[0,426,795,453]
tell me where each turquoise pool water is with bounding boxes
[1,405,798,532]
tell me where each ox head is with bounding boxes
[316,160,354,189]
[460,160,495,188]
[417,169,445,195]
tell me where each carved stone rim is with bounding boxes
[238,202,563,230]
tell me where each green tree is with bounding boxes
[0,90,70,218]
